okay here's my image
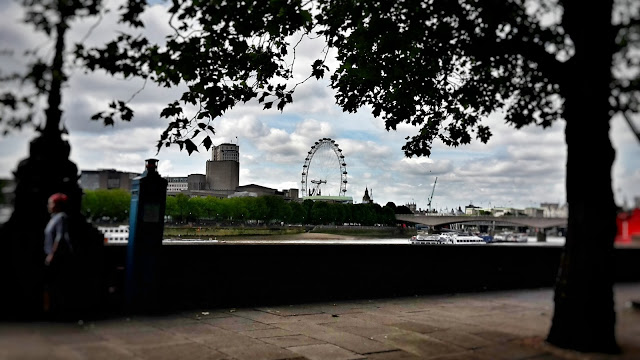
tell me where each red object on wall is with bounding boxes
[616,208,640,243]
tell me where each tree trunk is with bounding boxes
[546,0,619,353]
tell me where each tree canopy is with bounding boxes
[63,0,637,157]
[2,1,637,156]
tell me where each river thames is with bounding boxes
[162,235,567,246]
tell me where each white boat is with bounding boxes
[98,225,129,245]
[410,232,449,245]
[445,232,486,244]
[492,231,528,243]
[410,231,485,245]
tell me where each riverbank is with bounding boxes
[163,225,409,240]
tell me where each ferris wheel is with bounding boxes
[301,138,348,197]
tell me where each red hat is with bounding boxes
[48,193,68,212]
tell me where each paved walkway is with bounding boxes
[1,283,639,360]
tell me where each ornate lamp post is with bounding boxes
[1,1,104,319]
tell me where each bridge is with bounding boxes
[395,214,568,229]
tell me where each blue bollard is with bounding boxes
[125,159,168,313]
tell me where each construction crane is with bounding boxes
[426,177,438,213]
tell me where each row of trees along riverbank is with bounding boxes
[81,189,402,226]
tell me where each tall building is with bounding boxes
[206,143,239,191]
[79,169,139,191]
[212,143,240,162]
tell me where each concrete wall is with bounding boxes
[188,174,207,190]
[103,244,640,313]
[206,161,239,191]
[80,170,139,191]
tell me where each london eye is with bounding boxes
[301,138,348,197]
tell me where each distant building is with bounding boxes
[206,143,239,192]
[161,143,297,201]
[406,202,417,213]
[491,207,525,217]
[540,203,568,218]
[79,169,140,191]
[235,184,278,197]
[524,207,544,217]
[212,143,240,162]
[362,187,373,204]
[464,204,481,215]
[188,174,207,191]
[304,196,353,204]
[232,184,299,201]
[165,176,188,194]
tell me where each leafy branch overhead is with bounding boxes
[75,0,315,155]
[2,0,638,157]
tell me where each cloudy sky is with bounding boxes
[1,0,639,212]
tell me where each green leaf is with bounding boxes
[184,139,199,155]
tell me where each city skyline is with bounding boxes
[0,0,639,212]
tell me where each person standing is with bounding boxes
[43,192,75,318]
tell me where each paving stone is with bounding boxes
[363,350,425,359]
[275,321,333,335]
[1,344,79,360]
[306,330,397,354]
[287,313,343,324]
[276,320,396,354]
[397,314,467,331]
[261,334,326,348]
[196,328,267,349]
[381,332,466,358]
[324,323,400,338]
[240,328,298,339]
[287,343,365,360]
[388,321,441,334]
[257,304,325,317]
[203,315,275,331]
[104,328,188,347]
[347,311,409,326]
[180,309,234,320]
[129,341,229,360]
[230,309,291,324]
[470,341,549,360]
[424,329,493,350]
[426,351,490,360]
[469,329,520,343]
[466,314,545,338]
[68,342,138,360]
[135,314,200,328]
[165,323,229,340]
[323,318,401,338]
[3,284,640,360]
[311,303,370,315]
[90,318,158,335]
[42,328,107,345]
[218,343,303,360]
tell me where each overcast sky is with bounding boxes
[1,0,639,212]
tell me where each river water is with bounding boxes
[162,236,566,246]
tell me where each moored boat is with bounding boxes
[445,232,486,244]
[410,231,486,245]
[98,225,129,245]
[410,232,449,245]
[490,231,528,243]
